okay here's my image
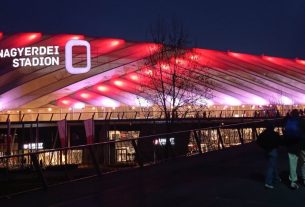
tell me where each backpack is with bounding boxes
[284,117,302,140]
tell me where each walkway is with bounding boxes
[1,143,305,207]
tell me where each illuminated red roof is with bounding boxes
[0,33,305,110]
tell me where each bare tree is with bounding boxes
[269,91,293,117]
[136,18,213,156]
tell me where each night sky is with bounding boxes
[1,0,304,58]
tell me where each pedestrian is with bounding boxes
[39,159,44,169]
[283,109,305,189]
[299,109,303,116]
[295,110,305,186]
[256,121,282,189]
[276,110,280,117]
[299,131,305,186]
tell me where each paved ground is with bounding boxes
[1,143,305,207]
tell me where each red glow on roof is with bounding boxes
[80,93,90,99]
[27,33,42,41]
[28,33,40,41]
[114,80,124,87]
[159,63,170,70]
[89,83,134,105]
[41,34,85,47]
[184,51,204,65]
[110,40,121,46]
[296,59,305,65]
[174,58,187,66]
[128,43,162,58]
[189,54,199,61]
[262,56,275,62]
[262,55,289,66]
[170,56,190,67]
[110,78,140,92]
[94,84,117,94]
[145,69,153,75]
[228,52,242,58]
[74,91,101,102]
[188,50,211,65]
[0,33,42,48]
[129,74,139,81]
[0,32,3,40]
[91,38,125,56]
[227,51,257,63]
[62,100,70,105]
[97,85,109,92]
[148,44,160,53]
[71,35,83,40]
[57,97,80,107]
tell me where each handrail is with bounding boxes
[0,109,290,122]
[0,118,282,160]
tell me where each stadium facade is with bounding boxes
[0,32,304,165]
[0,32,305,117]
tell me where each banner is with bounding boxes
[57,120,67,147]
[84,119,94,144]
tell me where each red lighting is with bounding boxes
[57,97,80,107]
[27,33,42,41]
[28,33,39,40]
[41,34,85,47]
[175,58,187,66]
[71,35,83,40]
[296,59,305,65]
[148,44,160,53]
[227,51,257,62]
[262,56,274,62]
[90,38,125,56]
[228,52,242,58]
[0,32,3,40]
[145,69,153,75]
[114,80,124,87]
[80,93,90,99]
[74,91,101,102]
[62,100,70,105]
[160,63,170,70]
[97,85,108,92]
[110,40,121,46]
[189,54,199,60]
[131,43,161,58]
[262,55,289,65]
[130,74,139,81]
[0,33,42,48]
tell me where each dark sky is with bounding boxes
[1,0,305,58]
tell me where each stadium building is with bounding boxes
[0,32,304,118]
[0,32,305,164]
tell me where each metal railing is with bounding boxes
[0,109,289,122]
[0,119,281,197]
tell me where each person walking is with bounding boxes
[283,109,305,189]
[256,121,282,189]
[295,111,305,186]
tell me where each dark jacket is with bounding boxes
[256,128,281,151]
[283,117,305,154]
[299,118,305,150]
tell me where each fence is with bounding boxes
[0,109,290,122]
[0,119,281,197]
